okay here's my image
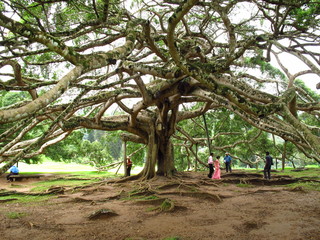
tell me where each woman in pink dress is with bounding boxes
[212,156,221,179]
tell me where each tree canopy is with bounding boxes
[0,0,319,179]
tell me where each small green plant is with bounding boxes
[160,199,173,211]
[146,199,175,212]
[6,212,27,219]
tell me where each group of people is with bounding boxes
[208,151,273,180]
[6,152,273,180]
[207,152,232,180]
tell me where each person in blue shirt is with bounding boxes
[6,165,19,181]
[224,152,232,173]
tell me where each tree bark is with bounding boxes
[282,140,287,171]
[139,120,177,179]
[123,141,128,176]
[156,138,176,176]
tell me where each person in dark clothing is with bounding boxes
[207,153,214,178]
[264,151,273,180]
[127,157,132,176]
[224,152,232,173]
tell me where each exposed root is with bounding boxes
[222,172,263,178]
[219,177,300,186]
[199,180,220,187]
[247,189,283,195]
[133,197,167,205]
[0,190,19,196]
[157,190,222,203]
[156,182,200,191]
[0,187,65,196]
[87,208,118,220]
[69,197,95,203]
[54,177,93,181]
[47,186,65,194]
[289,186,307,193]
[108,173,142,183]
[104,189,127,200]
[129,189,157,197]
[0,198,18,202]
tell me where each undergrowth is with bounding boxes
[5,211,27,219]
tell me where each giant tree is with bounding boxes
[0,0,319,179]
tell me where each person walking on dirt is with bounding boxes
[224,152,232,173]
[127,157,133,176]
[207,153,214,178]
[7,165,19,182]
[264,152,273,180]
[212,156,221,179]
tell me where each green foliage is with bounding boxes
[289,1,320,29]
[62,171,115,177]
[0,194,52,204]
[174,107,312,169]
[0,91,31,108]
[5,212,27,219]
[44,129,117,167]
[285,181,320,191]
[1,0,319,177]
[45,130,84,162]
[30,178,98,192]
[84,130,122,159]
[126,141,146,165]
[80,139,113,165]
[272,167,320,179]
[295,79,320,101]
[23,154,47,165]
[244,57,286,80]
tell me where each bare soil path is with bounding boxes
[0,171,319,240]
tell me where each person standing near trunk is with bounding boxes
[207,153,214,178]
[127,157,132,176]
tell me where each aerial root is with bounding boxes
[157,181,200,191]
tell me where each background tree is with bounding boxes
[0,0,319,179]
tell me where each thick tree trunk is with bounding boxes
[123,141,128,176]
[156,138,176,176]
[139,122,176,180]
[282,140,287,172]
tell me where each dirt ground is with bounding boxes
[0,170,319,240]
